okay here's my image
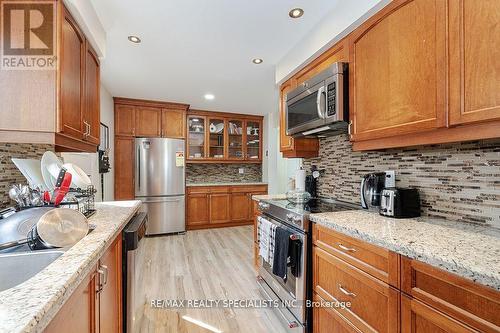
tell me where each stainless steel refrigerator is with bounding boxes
[135,137,185,235]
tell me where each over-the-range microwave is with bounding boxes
[286,62,349,137]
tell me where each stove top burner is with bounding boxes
[268,198,360,215]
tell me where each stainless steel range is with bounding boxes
[256,198,359,332]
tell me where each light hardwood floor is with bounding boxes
[136,226,287,333]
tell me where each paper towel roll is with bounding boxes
[295,168,306,191]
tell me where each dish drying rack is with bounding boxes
[58,185,97,218]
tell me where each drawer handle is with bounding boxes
[338,284,356,298]
[337,243,356,252]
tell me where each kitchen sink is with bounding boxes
[0,250,64,292]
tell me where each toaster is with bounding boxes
[380,188,421,218]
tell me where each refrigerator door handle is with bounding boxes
[136,145,141,192]
[141,197,183,204]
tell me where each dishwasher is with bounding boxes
[123,212,148,333]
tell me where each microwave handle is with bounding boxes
[316,86,326,119]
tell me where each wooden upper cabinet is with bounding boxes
[83,41,100,145]
[187,115,207,159]
[187,110,263,163]
[227,118,245,160]
[448,0,500,125]
[350,0,447,142]
[115,104,135,136]
[59,5,85,140]
[114,136,134,200]
[135,107,161,137]
[279,82,294,152]
[245,119,262,160]
[161,108,186,138]
[295,40,349,86]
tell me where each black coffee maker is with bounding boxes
[360,172,387,210]
[305,166,320,198]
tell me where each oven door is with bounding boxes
[257,215,307,326]
[286,81,326,136]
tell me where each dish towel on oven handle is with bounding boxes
[258,216,271,262]
[258,216,277,266]
[268,223,277,267]
[272,226,293,281]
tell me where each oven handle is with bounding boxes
[259,215,304,239]
[257,276,300,329]
[316,85,326,119]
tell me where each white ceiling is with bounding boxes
[90,0,341,115]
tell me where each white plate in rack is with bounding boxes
[11,158,48,191]
[41,151,63,190]
[63,163,92,189]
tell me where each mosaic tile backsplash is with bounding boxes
[302,135,500,228]
[186,163,262,184]
[0,143,54,208]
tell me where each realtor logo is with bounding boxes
[1,1,56,70]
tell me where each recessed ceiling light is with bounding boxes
[252,58,263,64]
[204,94,215,100]
[289,8,304,18]
[128,35,141,43]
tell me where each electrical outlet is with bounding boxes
[239,168,244,174]
[384,170,396,187]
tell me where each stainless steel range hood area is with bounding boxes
[286,62,349,138]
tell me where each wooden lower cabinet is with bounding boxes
[313,293,361,333]
[209,193,231,223]
[45,236,122,333]
[187,185,267,230]
[312,224,500,333]
[45,266,98,333]
[401,296,476,333]
[230,192,250,222]
[98,236,122,333]
[186,193,210,225]
[313,246,399,333]
[313,224,399,287]
[401,256,500,333]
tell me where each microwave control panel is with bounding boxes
[327,82,336,116]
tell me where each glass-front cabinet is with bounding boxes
[208,118,225,159]
[187,115,206,159]
[187,112,262,163]
[245,120,261,160]
[227,119,244,160]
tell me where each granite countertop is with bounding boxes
[310,210,500,291]
[0,200,142,333]
[187,182,268,187]
[252,194,287,201]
